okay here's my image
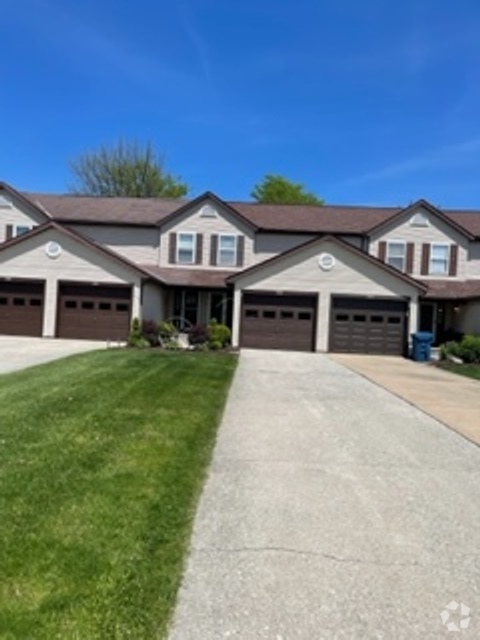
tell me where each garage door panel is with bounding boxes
[0,281,44,336]
[57,284,131,341]
[241,294,316,352]
[330,297,407,356]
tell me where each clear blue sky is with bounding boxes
[2,0,480,207]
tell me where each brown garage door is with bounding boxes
[330,296,407,355]
[0,281,44,336]
[241,293,316,352]
[57,284,132,341]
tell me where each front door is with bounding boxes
[173,289,199,329]
[419,302,435,335]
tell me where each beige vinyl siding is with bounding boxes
[67,224,160,264]
[0,229,142,337]
[254,233,363,265]
[231,238,420,351]
[159,201,254,269]
[467,242,480,278]
[456,301,480,334]
[142,282,166,322]
[0,194,49,243]
[369,207,468,279]
[254,233,315,263]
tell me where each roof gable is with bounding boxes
[368,199,475,240]
[229,234,427,292]
[0,221,151,279]
[158,192,258,230]
[0,182,52,224]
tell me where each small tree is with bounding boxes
[251,174,324,205]
[69,139,189,198]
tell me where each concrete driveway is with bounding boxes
[169,350,480,640]
[0,336,105,374]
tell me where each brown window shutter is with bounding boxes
[236,236,245,267]
[210,234,218,266]
[406,243,414,274]
[449,244,458,276]
[420,243,430,275]
[378,241,386,262]
[6,224,13,241]
[169,233,177,264]
[196,233,203,265]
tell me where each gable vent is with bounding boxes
[200,204,217,218]
[0,195,12,209]
[410,212,429,227]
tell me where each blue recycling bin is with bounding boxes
[411,332,433,362]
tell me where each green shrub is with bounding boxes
[209,340,222,350]
[457,334,480,364]
[440,341,460,360]
[128,318,150,348]
[440,335,480,363]
[159,321,178,340]
[208,320,231,348]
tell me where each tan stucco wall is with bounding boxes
[159,200,255,269]
[68,224,160,264]
[369,206,469,280]
[0,229,143,336]
[231,239,420,351]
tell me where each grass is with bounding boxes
[0,349,237,639]
[434,361,480,380]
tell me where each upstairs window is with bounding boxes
[218,234,237,266]
[177,233,196,264]
[430,244,449,275]
[15,225,32,237]
[386,241,406,271]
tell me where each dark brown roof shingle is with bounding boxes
[422,280,480,300]
[18,191,480,237]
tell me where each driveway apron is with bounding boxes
[169,350,480,640]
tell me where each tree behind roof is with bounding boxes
[69,139,189,198]
[251,174,324,205]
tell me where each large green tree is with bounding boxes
[69,139,188,198]
[251,174,324,205]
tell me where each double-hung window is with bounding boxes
[218,234,237,267]
[177,233,196,264]
[430,244,449,275]
[386,241,406,272]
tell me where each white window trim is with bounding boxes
[176,231,197,265]
[15,224,33,237]
[386,240,406,272]
[429,243,450,276]
[217,233,237,267]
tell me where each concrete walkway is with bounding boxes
[169,350,480,640]
[0,336,105,374]
[331,354,480,446]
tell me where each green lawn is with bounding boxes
[435,361,480,380]
[0,350,237,639]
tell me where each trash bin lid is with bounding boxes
[413,332,433,340]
